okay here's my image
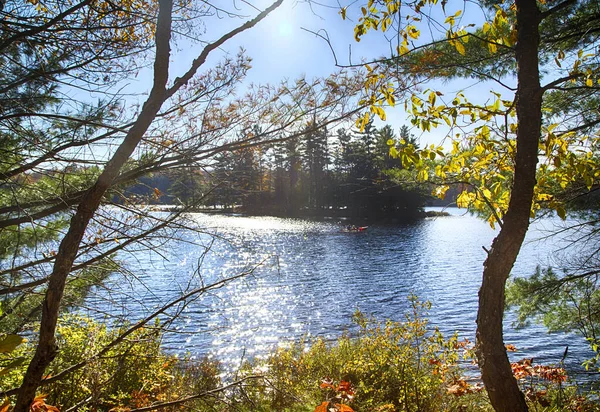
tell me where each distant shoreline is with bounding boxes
[146,205,451,220]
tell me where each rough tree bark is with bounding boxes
[13,0,282,409]
[13,1,174,410]
[475,0,542,411]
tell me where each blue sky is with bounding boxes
[125,0,516,148]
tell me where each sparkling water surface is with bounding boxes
[84,207,596,380]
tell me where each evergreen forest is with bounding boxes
[128,123,434,218]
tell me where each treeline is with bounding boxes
[127,122,436,219]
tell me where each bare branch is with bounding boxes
[540,0,577,20]
[0,0,94,52]
[1,268,258,397]
[128,375,265,412]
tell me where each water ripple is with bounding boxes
[81,209,595,379]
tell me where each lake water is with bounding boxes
[84,207,596,380]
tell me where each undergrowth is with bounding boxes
[1,297,597,411]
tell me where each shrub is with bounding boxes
[238,296,490,412]
[0,315,222,411]
[2,301,596,411]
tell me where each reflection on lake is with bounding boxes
[83,208,594,378]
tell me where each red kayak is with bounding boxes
[342,226,368,232]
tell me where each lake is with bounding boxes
[84,207,596,380]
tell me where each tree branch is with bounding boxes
[0,207,189,296]
[128,375,265,412]
[1,268,257,398]
[165,0,283,98]
[13,0,174,408]
[540,0,577,20]
[541,72,583,92]
[0,0,94,52]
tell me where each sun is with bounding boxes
[278,21,293,37]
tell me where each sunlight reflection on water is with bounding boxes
[83,208,595,380]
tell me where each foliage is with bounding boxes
[340,0,600,226]
[1,262,119,334]
[202,122,431,218]
[222,297,595,412]
[0,315,222,411]
[507,267,597,334]
[0,307,593,412]
[0,332,28,389]
[1,0,370,406]
[237,297,489,412]
[507,266,600,369]
[314,380,356,412]
[340,1,600,408]
[508,357,599,411]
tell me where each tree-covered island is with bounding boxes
[123,122,437,219]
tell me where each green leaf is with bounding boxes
[0,357,26,376]
[481,125,490,139]
[0,334,26,353]
[554,57,561,68]
[492,98,501,112]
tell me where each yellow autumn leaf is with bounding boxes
[386,92,396,106]
[408,26,420,39]
[340,7,347,20]
[428,91,437,105]
[398,43,410,55]
[454,40,466,55]
[457,191,474,208]
[434,185,449,199]
[481,125,490,139]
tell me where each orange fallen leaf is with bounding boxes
[30,394,60,412]
[314,401,329,412]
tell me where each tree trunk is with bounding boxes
[13,0,174,409]
[475,0,542,411]
[12,0,282,408]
